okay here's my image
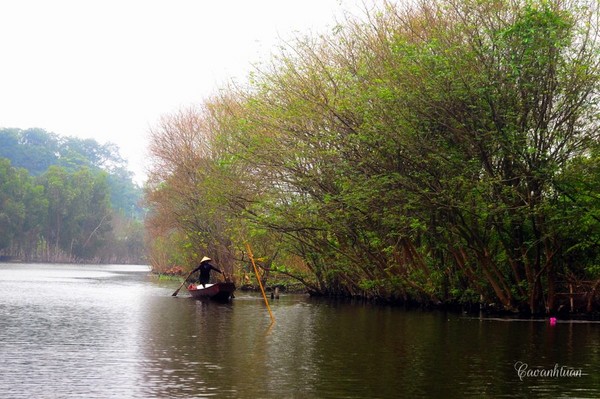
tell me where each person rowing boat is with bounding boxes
[191,256,223,288]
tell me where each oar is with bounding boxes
[172,270,194,297]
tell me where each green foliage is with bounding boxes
[144,0,600,312]
[0,128,143,218]
[0,159,48,252]
[0,129,146,263]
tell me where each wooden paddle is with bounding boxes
[172,270,195,297]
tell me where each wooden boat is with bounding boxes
[187,282,236,301]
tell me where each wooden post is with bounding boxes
[246,243,275,323]
[570,284,574,312]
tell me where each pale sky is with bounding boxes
[0,0,372,184]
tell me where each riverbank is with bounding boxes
[151,271,600,320]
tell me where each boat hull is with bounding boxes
[187,282,236,301]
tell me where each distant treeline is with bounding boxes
[144,0,600,314]
[0,128,145,263]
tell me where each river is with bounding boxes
[0,263,598,398]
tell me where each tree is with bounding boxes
[145,106,236,273]
[38,166,113,261]
[0,159,48,259]
[145,0,600,312]
[0,127,146,263]
[0,128,143,217]
[380,0,600,312]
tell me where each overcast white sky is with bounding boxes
[0,0,373,184]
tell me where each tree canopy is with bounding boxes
[145,0,600,313]
[0,128,145,263]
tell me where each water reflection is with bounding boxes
[0,263,599,398]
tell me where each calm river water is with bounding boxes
[0,263,599,398]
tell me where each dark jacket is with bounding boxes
[192,261,222,284]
